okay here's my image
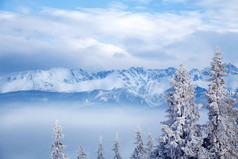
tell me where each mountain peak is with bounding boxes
[225,63,238,75]
[0,65,237,106]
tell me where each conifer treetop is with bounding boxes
[113,132,122,159]
[50,120,67,159]
[158,65,202,158]
[78,145,88,159]
[205,47,238,158]
[97,136,105,159]
[131,125,146,159]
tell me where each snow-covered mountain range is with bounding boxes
[0,64,238,106]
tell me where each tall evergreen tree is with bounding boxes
[77,146,88,159]
[50,120,68,159]
[112,133,122,159]
[131,125,146,159]
[97,136,105,159]
[146,129,154,154]
[153,65,203,159]
[204,46,238,158]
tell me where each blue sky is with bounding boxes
[0,0,238,74]
[0,0,191,13]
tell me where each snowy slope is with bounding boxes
[0,64,237,106]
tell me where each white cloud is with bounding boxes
[125,0,152,4]
[17,6,31,14]
[164,0,238,32]
[0,4,238,74]
[108,1,128,10]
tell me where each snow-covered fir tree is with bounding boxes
[97,136,105,159]
[50,120,68,159]
[204,46,238,158]
[146,129,153,155]
[131,125,146,159]
[152,65,203,159]
[112,133,122,159]
[77,145,88,159]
